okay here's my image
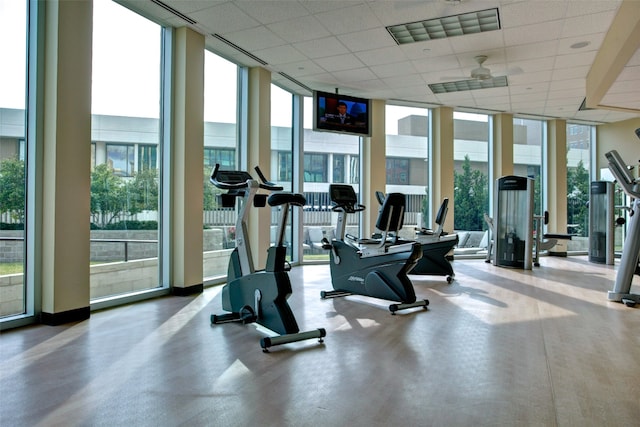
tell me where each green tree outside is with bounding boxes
[453,155,489,231]
[567,160,589,236]
[90,163,128,227]
[0,157,26,223]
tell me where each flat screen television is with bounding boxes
[313,91,371,137]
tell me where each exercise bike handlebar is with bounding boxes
[254,165,283,191]
[332,202,365,214]
[209,163,283,192]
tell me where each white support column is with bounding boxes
[431,107,454,231]
[41,0,92,323]
[171,27,204,294]
[247,67,272,268]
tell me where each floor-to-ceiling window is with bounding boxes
[385,105,429,238]
[89,0,163,300]
[0,0,27,318]
[203,51,239,282]
[453,112,490,232]
[514,118,545,216]
[566,123,592,252]
[302,96,360,262]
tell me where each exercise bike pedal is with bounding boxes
[211,306,257,325]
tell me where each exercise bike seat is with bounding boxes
[268,192,306,208]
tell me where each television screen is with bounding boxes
[313,91,371,137]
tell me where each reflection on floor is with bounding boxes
[1,256,639,426]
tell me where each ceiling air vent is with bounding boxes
[150,0,197,25]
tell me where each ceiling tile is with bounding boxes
[293,37,350,59]
[336,28,397,52]
[268,15,331,43]
[254,45,307,65]
[503,21,563,46]
[355,46,409,67]
[189,2,260,34]
[500,1,568,28]
[313,54,366,72]
[560,11,618,39]
[314,3,383,34]
[224,26,286,51]
[233,1,310,25]
[332,67,379,83]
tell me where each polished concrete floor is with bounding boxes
[1,256,639,427]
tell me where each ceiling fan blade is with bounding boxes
[493,66,523,77]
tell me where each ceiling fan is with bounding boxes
[441,55,522,82]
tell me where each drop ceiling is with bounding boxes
[118,0,640,124]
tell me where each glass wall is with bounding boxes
[0,0,27,318]
[89,0,163,300]
[453,112,490,232]
[514,118,545,216]
[203,51,239,281]
[385,105,429,238]
[566,123,592,252]
[302,96,360,262]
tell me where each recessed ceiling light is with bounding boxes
[570,41,590,49]
[386,8,500,45]
[428,76,508,94]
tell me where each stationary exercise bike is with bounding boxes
[209,164,326,351]
[412,197,459,282]
[320,184,429,314]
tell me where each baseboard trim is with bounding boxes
[172,284,203,296]
[41,306,90,326]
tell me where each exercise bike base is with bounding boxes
[389,299,429,314]
[608,291,640,305]
[260,328,327,352]
[321,290,353,299]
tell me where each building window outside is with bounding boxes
[106,144,135,176]
[350,156,360,184]
[333,154,345,183]
[304,154,328,182]
[204,148,235,169]
[277,151,292,182]
[138,144,157,171]
[386,158,409,185]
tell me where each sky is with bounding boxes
[0,0,27,110]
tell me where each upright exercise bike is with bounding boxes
[320,184,429,314]
[209,164,326,351]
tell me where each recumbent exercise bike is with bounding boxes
[319,184,429,314]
